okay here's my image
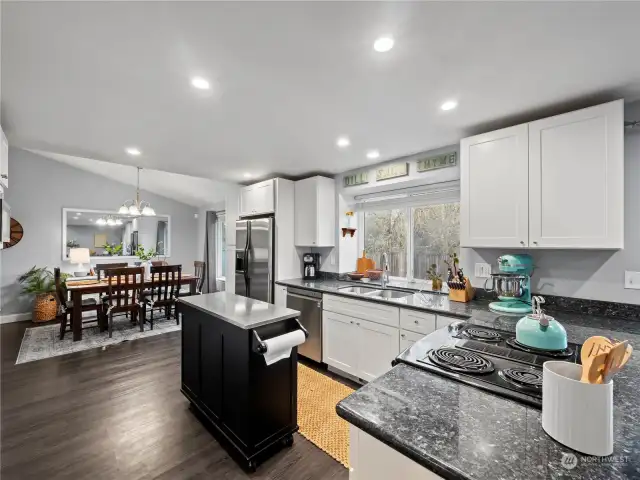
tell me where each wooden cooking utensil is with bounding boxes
[580,351,608,384]
[581,336,613,365]
[603,341,631,383]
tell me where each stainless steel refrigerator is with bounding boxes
[235,217,274,303]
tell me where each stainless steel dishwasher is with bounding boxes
[286,287,322,362]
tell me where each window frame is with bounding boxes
[357,199,460,285]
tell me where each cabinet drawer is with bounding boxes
[436,314,459,329]
[324,294,399,328]
[400,309,436,335]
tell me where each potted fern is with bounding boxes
[18,266,70,322]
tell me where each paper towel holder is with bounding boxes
[252,318,308,354]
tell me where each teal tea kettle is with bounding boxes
[515,296,568,351]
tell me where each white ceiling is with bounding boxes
[29,149,235,208]
[3,2,640,183]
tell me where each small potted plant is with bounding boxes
[102,243,123,256]
[135,246,157,278]
[66,239,79,257]
[18,266,70,322]
[427,264,443,291]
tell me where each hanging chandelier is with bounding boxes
[118,167,156,216]
[96,215,124,226]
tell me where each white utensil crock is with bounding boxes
[542,361,613,456]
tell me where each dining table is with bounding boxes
[65,273,198,341]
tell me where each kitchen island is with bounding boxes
[177,292,304,472]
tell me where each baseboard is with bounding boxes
[0,312,32,324]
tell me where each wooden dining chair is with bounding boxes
[101,267,144,338]
[55,268,103,340]
[96,262,130,317]
[142,265,182,329]
[194,261,205,294]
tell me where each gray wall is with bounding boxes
[67,225,124,255]
[462,100,640,305]
[0,148,199,314]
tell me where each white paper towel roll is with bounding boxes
[261,330,306,365]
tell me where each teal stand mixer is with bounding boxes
[487,254,534,314]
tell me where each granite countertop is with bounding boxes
[178,292,300,329]
[336,315,640,480]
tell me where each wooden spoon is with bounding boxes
[581,336,613,365]
[580,351,608,384]
[603,341,631,383]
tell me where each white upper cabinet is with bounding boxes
[294,176,335,247]
[239,179,274,217]
[461,100,624,250]
[528,100,624,249]
[461,124,529,248]
[1,127,8,189]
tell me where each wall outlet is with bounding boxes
[474,263,492,278]
[624,271,640,290]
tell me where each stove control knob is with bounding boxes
[447,320,466,334]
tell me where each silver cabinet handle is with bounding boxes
[401,334,406,338]
[533,241,538,246]
[350,320,354,324]
[414,320,419,324]
[520,241,525,246]
[356,322,360,326]
[0,174,7,179]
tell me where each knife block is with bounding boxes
[448,277,475,303]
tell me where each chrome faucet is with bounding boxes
[381,252,389,288]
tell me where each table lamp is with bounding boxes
[69,248,90,277]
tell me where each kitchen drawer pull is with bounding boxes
[414,320,419,324]
[350,320,354,324]
[401,334,406,338]
[356,322,360,326]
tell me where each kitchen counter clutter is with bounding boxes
[337,315,640,480]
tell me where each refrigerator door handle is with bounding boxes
[267,217,273,303]
[245,221,251,297]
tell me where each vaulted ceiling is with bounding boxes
[3,1,640,183]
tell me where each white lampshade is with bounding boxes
[115,218,123,225]
[118,205,129,214]
[106,217,116,226]
[129,205,140,216]
[96,218,107,225]
[69,248,90,265]
[141,205,156,216]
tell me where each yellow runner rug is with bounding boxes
[297,363,355,468]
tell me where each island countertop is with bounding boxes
[178,292,300,329]
[336,314,640,480]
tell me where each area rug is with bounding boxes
[297,363,355,468]
[15,317,181,365]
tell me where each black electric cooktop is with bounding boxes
[395,321,581,408]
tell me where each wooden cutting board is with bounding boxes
[356,251,375,274]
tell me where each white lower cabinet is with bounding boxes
[357,319,399,382]
[274,285,287,307]
[323,311,359,376]
[323,310,398,381]
[350,427,444,480]
[436,314,459,329]
[399,329,425,352]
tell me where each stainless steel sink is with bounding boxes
[366,289,413,299]
[337,285,381,295]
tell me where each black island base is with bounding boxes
[177,292,304,472]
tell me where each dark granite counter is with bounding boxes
[336,315,640,480]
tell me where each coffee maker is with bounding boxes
[302,253,321,280]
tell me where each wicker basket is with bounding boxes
[33,293,58,322]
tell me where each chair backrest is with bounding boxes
[194,261,205,293]
[149,265,182,304]
[53,267,68,309]
[104,267,144,310]
[150,260,168,267]
[96,262,129,281]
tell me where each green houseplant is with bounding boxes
[426,263,443,291]
[103,243,123,256]
[18,266,71,322]
[135,246,157,264]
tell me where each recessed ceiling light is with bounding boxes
[373,37,394,53]
[73,216,79,220]
[88,219,93,222]
[336,136,351,148]
[76,212,82,216]
[243,173,252,179]
[191,77,210,90]
[441,100,458,111]
[125,147,141,156]
[366,150,380,160]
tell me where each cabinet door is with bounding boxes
[294,178,317,246]
[254,180,275,215]
[181,316,201,396]
[239,186,254,217]
[461,124,529,248]
[274,285,287,307]
[529,100,624,249]
[357,319,399,382]
[323,310,358,376]
[399,329,425,353]
[0,130,8,189]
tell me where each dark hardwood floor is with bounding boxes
[1,321,349,480]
